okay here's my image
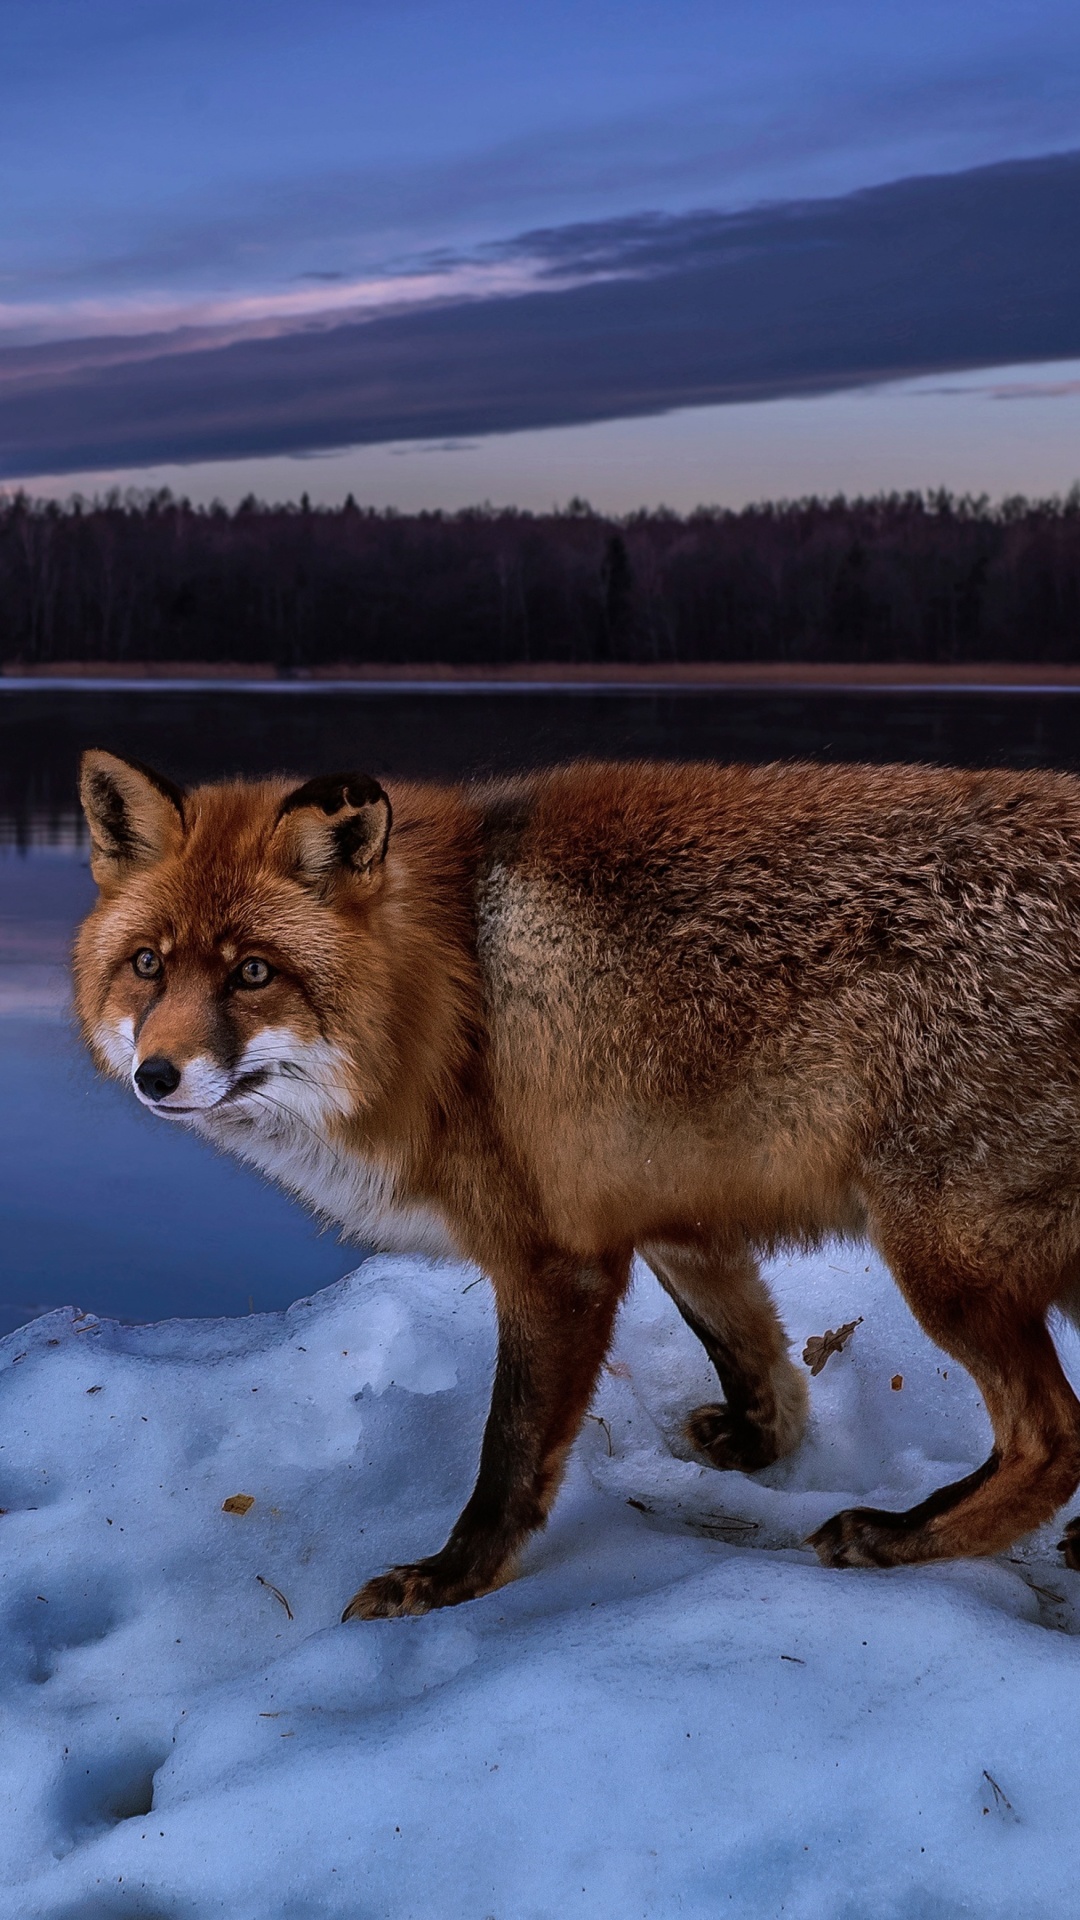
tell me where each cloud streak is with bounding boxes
[3,150,1080,480]
[0,258,562,349]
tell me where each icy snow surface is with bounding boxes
[3,1246,1080,1920]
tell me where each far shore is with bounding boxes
[6,659,1080,691]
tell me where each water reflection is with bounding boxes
[4,684,1080,843]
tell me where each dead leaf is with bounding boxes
[802,1318,863,1376]
[891,1374,904,1391]
[222,1493,255,1515]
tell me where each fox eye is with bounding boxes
[132,948,162,980]
[234,957,274,989]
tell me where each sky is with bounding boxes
[4,0,1080,510]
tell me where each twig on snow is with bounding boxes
[256,1574,295,1621]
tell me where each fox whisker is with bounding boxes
[241,1085,352,1180]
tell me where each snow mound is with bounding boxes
[3,1247,1080,1919]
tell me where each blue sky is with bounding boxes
[4,0,1080,506]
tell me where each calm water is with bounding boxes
[4,682,1080,1336]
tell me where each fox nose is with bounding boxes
[134,1055,182,1102]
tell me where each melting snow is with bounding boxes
[2,1247,1080,1918]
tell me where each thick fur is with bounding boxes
[74,752,1080,1615]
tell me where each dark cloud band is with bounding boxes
[3,149,1080,477]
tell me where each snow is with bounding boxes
[3,1245,1080,1919]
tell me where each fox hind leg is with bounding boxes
[642,1239,808,1471]
[811,1212,1080,1568]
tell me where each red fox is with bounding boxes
[75,749,1080,1617]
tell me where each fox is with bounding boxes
[73,747,1080,1618]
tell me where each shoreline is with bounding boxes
[5,660,1080,694]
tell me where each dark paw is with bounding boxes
[807,1506,912,1569]
[1058,1516,1080,1571]
[341,1556,500,1621]
[685,1402,775,1472]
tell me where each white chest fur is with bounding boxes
[189,1029,457,1258]
[199,1102,456,1256]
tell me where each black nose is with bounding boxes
[134,1055,182,1102]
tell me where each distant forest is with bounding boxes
[3,487,1080,668]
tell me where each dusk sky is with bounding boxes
[5,0,1080,509]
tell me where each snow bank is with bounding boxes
[3,1247,1080,1919]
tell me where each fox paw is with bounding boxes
[1058,1516,1080,1571]
[807,1506,911,1569]
[685,1402,775,1472]
[342,1559,495,1621]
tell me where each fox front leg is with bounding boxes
[342,1253,627,1620]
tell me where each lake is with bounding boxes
[4,680,1080,1337]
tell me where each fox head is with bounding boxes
[73,750,396,1138]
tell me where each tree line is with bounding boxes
[2,486,1080,668]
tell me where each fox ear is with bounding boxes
[276,771,392,883]
[79,750,186,887]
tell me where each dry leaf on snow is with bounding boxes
[802,1318,863,1376]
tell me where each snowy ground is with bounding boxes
[3,1246,1080,1920]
